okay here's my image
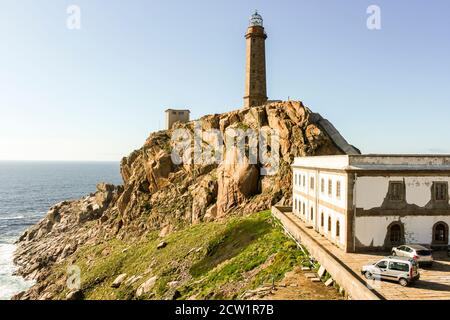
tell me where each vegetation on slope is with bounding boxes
[47,210,307,300]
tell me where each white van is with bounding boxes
[361,256,420,287]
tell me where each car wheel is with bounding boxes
[364,272,373,280]
[399,278,408,287]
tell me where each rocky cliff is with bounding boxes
[13,101,358,300]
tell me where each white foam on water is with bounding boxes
[0,243,35,300]
[0,215,25,220]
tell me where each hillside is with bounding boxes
[13,101,358,300]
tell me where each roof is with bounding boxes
[165,109,190,113]
[384,256,415,263]
[292,154,450,172]
[403,244,430,250]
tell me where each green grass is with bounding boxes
[49,210,305,300]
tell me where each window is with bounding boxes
[321,212,324,227]
[310,177,315,190]
[433,222,448,244]
[399,246,411,252]
[435,224,446,241]
[389,262,409,272]
[310,207,314,220]
[376,261,388,269]
[328,179,332,197]
[302,203,306,216]
[178,111,184,115]
[435,182,448,201]
[294,174,297,186]
[417,250,432,256]
[389,224,402,243]
[172,111,176,115]
[336,220,340,238]
[336,181,341,199]
[388,182,405,201]
[328,216,332,232]
[321,178,325,193]
[303,175,306,187]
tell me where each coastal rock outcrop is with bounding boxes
[13,100,359,300]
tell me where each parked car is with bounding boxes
[361,256,420,287]
[391,244,433,267]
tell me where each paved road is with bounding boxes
[284,212,450,300]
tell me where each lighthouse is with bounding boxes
[243,11,268,109]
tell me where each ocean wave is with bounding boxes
[0,244,35,300]
[0,215,25,221]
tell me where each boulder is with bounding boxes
[191,175,218,223]
[157,241,167,249]
[111,273,127,288]
[66,290,83,300]
[216,146,259,217]
[125,275,143,286]
[136,276,158,297]
[159,225,172,238]
[204,204,217,222]
[144,150,174,193]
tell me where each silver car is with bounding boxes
[391,244,433,267]
[361,256,420,287]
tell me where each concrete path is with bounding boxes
[274,208,450,300]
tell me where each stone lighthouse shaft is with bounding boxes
[244,11,268,109]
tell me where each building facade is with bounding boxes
[244,11,268,109]
[292,155,450,253]
[165,109,190,130]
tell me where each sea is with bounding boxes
[0,161,122,300]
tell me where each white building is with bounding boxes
[292,155,450,253]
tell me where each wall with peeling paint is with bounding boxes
[355,215,450,246]
[355,176,450,209]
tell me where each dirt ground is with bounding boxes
[261,267,344,300]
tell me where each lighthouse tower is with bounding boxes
[243,11,268,109]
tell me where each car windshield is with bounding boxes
[416,250,431,256]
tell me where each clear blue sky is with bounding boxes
[1,0,449,161]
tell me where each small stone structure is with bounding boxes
[165,109,190,130]
[292,155,450,252]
